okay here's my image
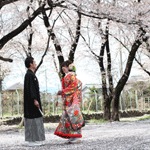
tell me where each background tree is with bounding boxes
[1,0,150,122]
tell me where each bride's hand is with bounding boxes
[57,90,63,95]
[56,101,58,107]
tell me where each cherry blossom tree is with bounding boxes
[69,0,150,120]
[1,0,150,121]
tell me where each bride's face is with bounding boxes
[62,66,69,73]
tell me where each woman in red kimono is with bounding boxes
[54,60,84,144]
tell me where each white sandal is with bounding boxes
[69,138,81,144]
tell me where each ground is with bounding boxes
[0,116,150,150]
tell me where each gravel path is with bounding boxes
[0,119,150,150]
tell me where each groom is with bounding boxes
[24,56,45,146]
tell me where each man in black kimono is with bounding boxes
[24,56,45,146]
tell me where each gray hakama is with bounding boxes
[24,117,45,142]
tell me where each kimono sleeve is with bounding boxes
[25,74,37,100]
[62,74,81,95]
[62,77,65,90]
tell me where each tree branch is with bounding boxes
[68,12,81,62]
[59,10,74,43]
[115,28,146,94]
[58,2,148,28]
[80,34,99,59]
[34,34,51,74]
[0,4,47,50]
[41,8,65,78]
[0,56,13,62]
[135,57,150,76]
[0,0,19,9]
[110,33,150,76]
[27,0,34,56]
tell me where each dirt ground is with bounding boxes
[0,117,150,150]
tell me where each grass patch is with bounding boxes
[16,124,24,129]
[138,115,150,121]
[2,113,22,118]
[82,110,103,114]
[88,119,108,124]
[120,114,150,122]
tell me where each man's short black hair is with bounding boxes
[25,56,34,68]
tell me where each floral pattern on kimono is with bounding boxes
[54,72,83,139]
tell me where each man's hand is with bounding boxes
[34,100,39,108]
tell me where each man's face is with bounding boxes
[30,60,36,70]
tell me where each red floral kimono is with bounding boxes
[54,72,83,139]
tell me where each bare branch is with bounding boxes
[27,0,34,57]
[52,54,59,74]
[35,34,51,74]
[59,11,74,43]
[15,41,28,56]
[109,33,130,52]
[34,7,64,74]
[115,28,146,93]
[0,4,48,50]
[69,12,82,62]
[0,56,13,62]
[35,6,64,74]
[41,7,64,69]
[110,33,150,76]
[57,2,148,28]
[0,0,19,9]
[80,34,99,59]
